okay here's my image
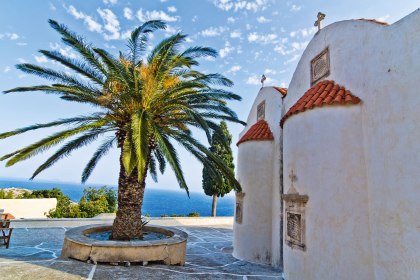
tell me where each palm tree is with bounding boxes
[0,19,244,240]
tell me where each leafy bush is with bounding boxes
[47,196,81,218]
[187,212,200,217]
[48,186,116,218]
[18,188,64,199]
[0,189,14,199]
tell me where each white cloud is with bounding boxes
[0,33,19,40]
[137,9,179,22]
[33,55,48,63]
[192,16,198,22]
[67,5,84,19]
[274,44,286,55]
[256,16,271,23]
[230,30,241,38]
[246,74,261,85]
[200,26,226,37]
[123,7,133,20]
[50,43,78,59]
[246,24,252,30]
[284,54,300,65]
[227,17,235,23]
[9,33,19,40]
[3,66,11,73]
[289,27,316,38]
[97,8,121,40]
[84,17,103,33]
[265,68,276,75]
[49,2,56,11]
[185,37,194,43]
[290,41,308,51]
[219,41,234,58]
[226,65,241,74]
[378,14,390,22]
[17,58,27,63]
[167,6,177,13]
[66,5,102,33]
[246,73,277,85]
[121,30,131,40]
[16,42,27,46]
[214,0,269,12]
[103,0,118,4]
[247,32,277,44]
[290,5,301,12]
[164,25,180,36]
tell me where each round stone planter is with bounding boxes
[61,224,188,265]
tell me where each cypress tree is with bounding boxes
[202,121,235,216]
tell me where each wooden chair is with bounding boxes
[0,214,13,249]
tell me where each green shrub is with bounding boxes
[5,190,13,199]
[48,186,117,218]
[187,212,200,217]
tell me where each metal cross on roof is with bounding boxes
[314,12,326,31]
[261,74,266,87]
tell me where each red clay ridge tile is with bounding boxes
[273,87,288,97]
[358,18,389,26]
[280,80,361,128]
[237,120,274,146]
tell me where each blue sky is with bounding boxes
[0,0,418,192]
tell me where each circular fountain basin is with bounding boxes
[61,224,188,265]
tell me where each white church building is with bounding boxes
[234,9,420,280]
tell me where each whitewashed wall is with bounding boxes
[234,87,283,266]
[0,198,57,218]
[283,9,420,280]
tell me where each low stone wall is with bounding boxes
[10,216,234,228]
[0,198,57,218]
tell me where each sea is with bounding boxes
[0,178,234,217]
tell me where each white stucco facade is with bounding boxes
[234,87,284,266]
[282,9,420,280]
[234,8,420,280]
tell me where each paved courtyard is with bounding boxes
[0,225,282,279]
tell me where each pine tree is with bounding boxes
[202,121,235,217]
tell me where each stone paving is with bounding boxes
[0,226,282,279]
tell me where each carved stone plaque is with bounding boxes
[235,192,245,224]
[257,100,265,121]
[311,48,330,85]
[283,193,308,250]
[287,212,302,243]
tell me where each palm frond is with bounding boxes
[31,129,107,179]
[0,114,104,139]
[2,119,109,166]
[82,136,116,183]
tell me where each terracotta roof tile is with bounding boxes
[237,120,274,146]
[273,87,288,96]
[280,80,361,128]
[358,18,389,26]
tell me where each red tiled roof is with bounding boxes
[358,18,389,26]
[273,87,288,96]
[280,80,361,128]
[237,120,274,146]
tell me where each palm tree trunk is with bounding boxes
[212,193,217,217]
[111,153,145,240]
